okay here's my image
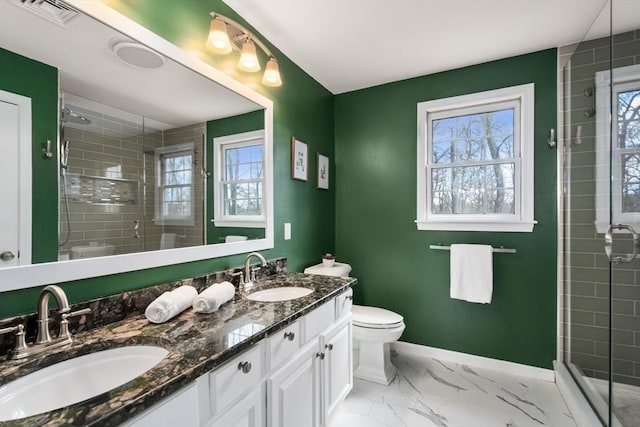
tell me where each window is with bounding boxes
[595,64,640,233]
[213,130,265,227]
[155,142,195,225]
[416,84,535,232]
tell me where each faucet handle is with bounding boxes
[0,324,28,356]
[230,271,245,286]
[61,308,91,320]
[250,266,262,282]
[59,308,91,340]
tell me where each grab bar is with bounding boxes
[429,245,516,254]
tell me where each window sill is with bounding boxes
[415,220,536,232]
[211,219,266,229]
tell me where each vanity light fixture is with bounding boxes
[206,12,283,87]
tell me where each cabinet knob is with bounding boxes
[238,361,252,374]
[315,352,325,360]
[345,295,353,301]
[284,331,295,341]
[0,251,16,262]
[324,343,333,351]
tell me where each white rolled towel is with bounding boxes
[193,281,235,313]
[145,285,197,323]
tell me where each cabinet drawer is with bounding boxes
[303,301,334,342]
[267,321,300,371]
[335,288,353,319]
[210,344,262,416]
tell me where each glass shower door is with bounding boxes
[563,1,640,425]
[608,1,640,423]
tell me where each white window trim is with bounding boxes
[213,130,266,228]
[416,83,536,232]
[154,142,195,226]
[595,64,640,234]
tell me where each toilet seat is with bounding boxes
[352,305,404,329]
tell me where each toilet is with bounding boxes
[304,262,406,385]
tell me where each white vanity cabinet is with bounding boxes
[124,289,352,427]
[267,294,353,427]
[201,344,264,427]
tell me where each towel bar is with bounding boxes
[429,245,516,254]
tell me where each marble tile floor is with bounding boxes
[592,377,640,427]
[329,351,577,427]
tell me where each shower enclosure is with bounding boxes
[561,1,640,425]
[58,94,206,260]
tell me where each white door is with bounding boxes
[0,90,31,267]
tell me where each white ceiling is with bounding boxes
[225,0,640,94]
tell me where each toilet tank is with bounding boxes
[304,262,351,277]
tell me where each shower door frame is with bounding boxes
[559,2,640,424]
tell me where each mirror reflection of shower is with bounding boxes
[56,93,208,261]
[59,104,92,250]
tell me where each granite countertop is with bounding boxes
[0,272,355,427]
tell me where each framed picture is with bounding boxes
[317,153,329,190]
[291,137,308,181]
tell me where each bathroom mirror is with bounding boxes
[0,0,273,291]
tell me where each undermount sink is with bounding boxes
[0,345,168,421]
[247,287,313,302]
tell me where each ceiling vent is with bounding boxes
[11,0,79,27]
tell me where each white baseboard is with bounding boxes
[391,341,555,382]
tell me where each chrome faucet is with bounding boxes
[243,252,267,291]
[36,285,70,344]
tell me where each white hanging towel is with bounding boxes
[450,244,493,304]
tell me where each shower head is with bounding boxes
[61,107,91,125]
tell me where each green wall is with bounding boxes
[0,2,559,371]
[334,49,558,369]
[0,47,58,264]
[0,0,335,317]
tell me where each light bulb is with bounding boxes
[262,57,282,87]
[206,17,232,54]
[238,39,260,72]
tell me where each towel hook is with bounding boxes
[547,128,556,148]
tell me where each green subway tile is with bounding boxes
[572,295,610,313]
[569,281,596,297]
[571,309,596,326]
[572,324,609,342]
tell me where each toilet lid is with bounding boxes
[352,305,404,328]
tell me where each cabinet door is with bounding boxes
[208,386,264,427]
[322,319,353,425]
[267,341,321,427]
[125,383,199,427]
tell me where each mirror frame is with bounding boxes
[0,1,274,292]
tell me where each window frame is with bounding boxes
[154,142,195,226]
[213,130,266,228]
[416,83,536,232]
[595,64,640,234]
